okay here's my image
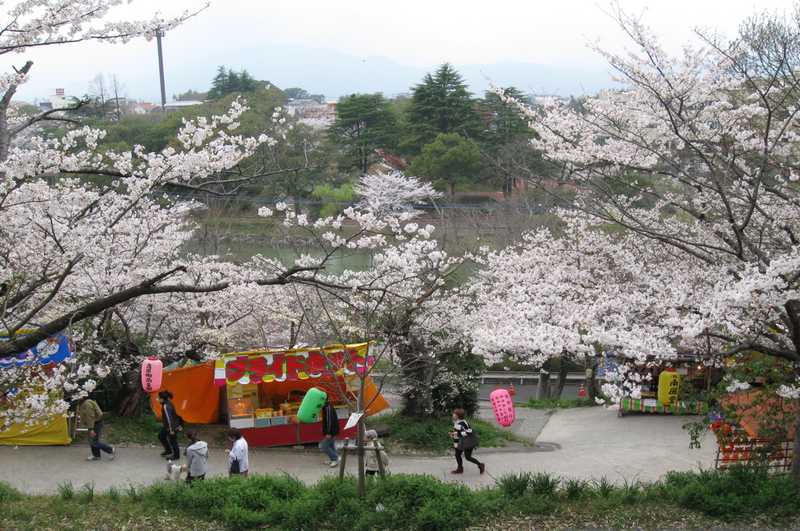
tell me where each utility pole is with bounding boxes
[156,29,167,111]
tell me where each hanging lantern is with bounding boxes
[141,356,163,393]
[489,388,515,427]
[297,387,327,423]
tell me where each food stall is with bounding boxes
[218,342,389,446]
[712,390,796,471]
[615,357,716,417]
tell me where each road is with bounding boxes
[0,407,716,494]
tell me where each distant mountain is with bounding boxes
[118,42,617,103]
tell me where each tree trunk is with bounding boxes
[117,387,145,417]
[536,371,550,400]
[357,376,366,497]
[554,359,569,399]
[585,357,599,401]
[792,410,800,482]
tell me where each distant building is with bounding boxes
[530,94,569,106]
[130,101,159,114]
[37,88,76,112]
[162,100,204,112]
[286,98,336,129]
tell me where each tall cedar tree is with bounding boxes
[208,66,258,100]
[403,63,483,153]
[330,93,398,173]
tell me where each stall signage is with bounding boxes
[658,371,681,407]
[221,349,375,385]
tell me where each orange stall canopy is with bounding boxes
[149,362,220,424]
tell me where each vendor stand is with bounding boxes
[215,342,388,447]
[616,357,716,417]
[712,390,796,471]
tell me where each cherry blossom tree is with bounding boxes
[246,171,473,496]
[0,1,329,427]
[496,3,800,477]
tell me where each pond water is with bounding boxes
[185,238,373,274]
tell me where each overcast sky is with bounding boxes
[7,0,794,102]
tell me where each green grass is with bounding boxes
[523,397,595,409]
[100,414,229,447]
[368,412,528,453]
[102,413,162,444]
[2,467,799,530]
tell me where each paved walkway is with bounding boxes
[0,407,716,494]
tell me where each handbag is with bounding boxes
[458,431,478,451]
[229,456,240,474]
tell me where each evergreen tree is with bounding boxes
[208,66,258,99]
[403,63,482,153]
[208,66,229,100]
[329,93,398,173]
[407,132,481,196]
[239,70,258,92]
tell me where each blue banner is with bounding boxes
[0,331,74,369]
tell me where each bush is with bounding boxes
[525,397,594,409]
[563,478,589,499]
[529,472,559,496]
[661,466,800,519]
[57,481,74,500]
[497,472,531,498]
[0,481,21,503]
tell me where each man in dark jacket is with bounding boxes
[319,398,339,467]
[157,390,181,460]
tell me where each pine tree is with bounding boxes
[208,66,229,100]
[403,63,482,153]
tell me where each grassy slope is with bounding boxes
[2,467,799,531]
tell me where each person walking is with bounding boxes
[184,430,209,483]
[226,428,249,477]
[320,398,340,467]
[365,429,389,476]
[77,396,115,461]
[450,408,485,475]
[157,390,181,460]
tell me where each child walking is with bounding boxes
[450,408,485,475]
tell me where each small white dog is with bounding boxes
[165,460,187,481]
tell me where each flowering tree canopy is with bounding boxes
[488,3,800,474]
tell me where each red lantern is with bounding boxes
[490,388,515,427]
[141,356,163,393]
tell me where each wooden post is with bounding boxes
[338,438,349,480]
[339,439,350,480]
[375,443,386,478]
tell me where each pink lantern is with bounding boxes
[141,356,163,393]
[489,388,515,427]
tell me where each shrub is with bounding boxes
[662,466,800,519]
[593,477,614,498]
[79,482,95,503]
[57,481,74,500]
[529,472,559,496]
[563,478,589,500]
[0,481,21,503]
[497,472,531,498]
